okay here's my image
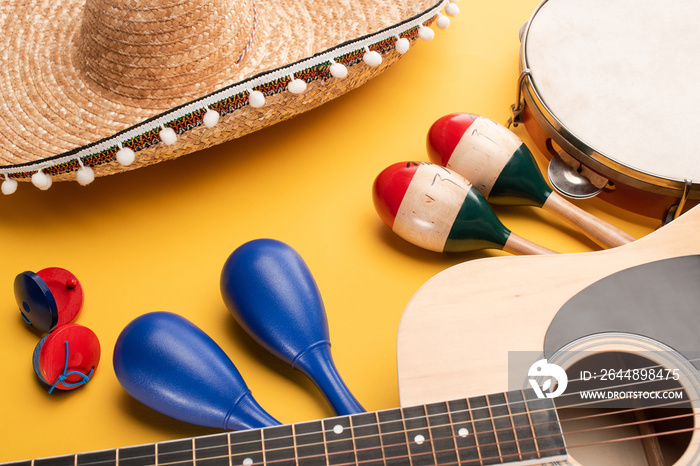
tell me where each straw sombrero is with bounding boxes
[0,0,459,194]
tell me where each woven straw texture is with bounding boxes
[0,0,439,182]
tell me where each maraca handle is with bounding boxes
[221,239,365,416]
[543,192,635,248]
[295,342,364,415]
[502,233,558,255]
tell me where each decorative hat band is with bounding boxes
[0,0,459,194]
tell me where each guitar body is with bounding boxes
[397,205,700,465]
[13,219,700,466]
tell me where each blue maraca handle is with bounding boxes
[295,341,365,415]
[113,312,279,430]
[221,239,364,415]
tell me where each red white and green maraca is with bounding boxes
[427,113,634,248]
[373,161,555,255]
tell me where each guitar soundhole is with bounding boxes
[555,352,693,466]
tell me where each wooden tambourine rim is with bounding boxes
[518,0,699,200]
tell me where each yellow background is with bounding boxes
[0,1,658,462]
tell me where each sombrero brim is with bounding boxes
[0,0,457,191]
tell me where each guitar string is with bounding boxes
[333,425,700,466]
[63,418,697,466]
[402,426,700,466]
[28,352,697,464]
[61,383,699,466]
[152,373,700,461]
[68,380,695,464]
[77,417,700,466]
[100,388,694,466]
[559,410,693,438]
[342,348,700,461]
[151,359,700,462]
[198,412,700,466]
[385,405,698,465]
[48,359,700,464]
[563,394,689,419]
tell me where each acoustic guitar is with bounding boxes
[398,204,700,465]
[8,208,700,465]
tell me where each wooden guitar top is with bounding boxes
[397,205,700,408]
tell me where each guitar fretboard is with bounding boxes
[6,389,566,466]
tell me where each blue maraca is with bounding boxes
[221,239,364,415]
[113,311,279,430]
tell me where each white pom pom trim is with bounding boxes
[436,13,450,30]
[76,165,95,186]
[203,109,220,128]
[5,1,449,185]
[288,77,307,94]
[329,61,348,79]
[2,176,17,195]
[32,170,52,190]
[445,2,460,17]
[248,90,265,108]
[160,126,177,146]
[363,48,382,67]
[418,25,435,41]
[116,145,136,166]
[395,37,410,54]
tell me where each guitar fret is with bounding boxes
[399,408,414,466]
[346,416,359,466]
[506,391,538,462]
[323,416,355,465]
[485,395,502,461]
[398,409,413,466]
[463,397,483,465]
[294,420,327,466]
[503,393,521,461]
[195,434,230,466]
[292,425,298,465]
[350,412,384,466]
[446,399,479,466]
[119,444,155,466]
[377,408,409,466]
[228,428,264,466]
[262,425,295,466]
[524,389,567,460]
[484,396,503,462]
[425,401,459,465]
[158,438,194,466]
[401,405,435,466]
[468,395,499,464]
[487,393,518,464]
[523,391,540,462]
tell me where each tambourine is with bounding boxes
[510,0,699,221]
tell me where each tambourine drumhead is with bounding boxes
[520,0,700,217]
